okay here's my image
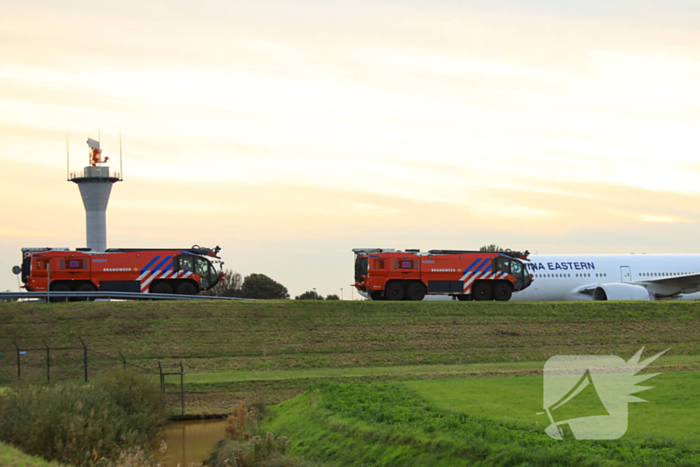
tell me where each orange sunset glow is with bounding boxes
[2,0,700,297]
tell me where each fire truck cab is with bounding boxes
[353,248,532,301]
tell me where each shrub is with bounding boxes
[225,401,258,441]
[205,401,292,467]
[0,369,166,466]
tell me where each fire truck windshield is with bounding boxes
[355,255,368,283]
[194,256,218,289]
[495,257,531,290]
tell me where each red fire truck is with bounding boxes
[20,245,224,295]
[353,248,532,301]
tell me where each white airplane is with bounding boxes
[513,254,700,301]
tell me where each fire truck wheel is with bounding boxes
[472,282,492,301]
[51,282,70,292]
[76,282,96,292]
[406,282,426,301]
[49,282,70,302]
[385,282,405,301]
[75,282,96,301]
[176,282,197,295]
[151,282,173,294]
[493,283,512,301]
[370,291,384,301]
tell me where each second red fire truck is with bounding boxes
[20,245,224,295]
[353,248,532,301]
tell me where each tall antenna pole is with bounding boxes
[66,132,69,180]
[119,133,123,180]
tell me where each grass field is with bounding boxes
[2,300,700,414]
[2,299,700,465]
[407,370,700,448]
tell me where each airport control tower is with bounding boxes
[68,137,122,252]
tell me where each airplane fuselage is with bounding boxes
[513,254,700,301]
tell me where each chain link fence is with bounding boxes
[0,337,187,416]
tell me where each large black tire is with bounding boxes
[176,282,197,295]
[370,291,384,301]
[384,282,405,301]
[76,282,96,292]
[456,294,472,301]
[49,282,70,302]
[51,282,70,292]
[151,281,173,294]
[493,283,513,301]
[472,282,492,301]
[405,282,426,301]
[75,282,97,301]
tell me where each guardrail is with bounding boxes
[0,291,254,302]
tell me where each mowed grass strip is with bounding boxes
[407,370,700,449]
[2,300,699,377]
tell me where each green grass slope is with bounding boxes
[2,300,700,413]
[0,441,65,467]
[264,381,700,467]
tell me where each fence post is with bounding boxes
[43,338,54,383]
[158,361,164,393]
[118,350,130,371]
[180,361,185,417]
[79,336,92,382]
[13,340,22,380]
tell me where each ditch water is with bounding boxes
[152,419,226,466]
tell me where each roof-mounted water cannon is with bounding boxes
[190,245,222,258]
[502,249,530,261]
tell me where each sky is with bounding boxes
[2,0,700,297]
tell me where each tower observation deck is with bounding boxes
[69,137,122,252]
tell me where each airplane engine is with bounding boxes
[593,283,652,301]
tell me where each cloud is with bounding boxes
[3,0,700,294]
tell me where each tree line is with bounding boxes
[204,270,339,300]
[203,270,289,299]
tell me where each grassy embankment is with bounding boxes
[263,381,700,467]
[0,441,65,467]
[1,299,700,416]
